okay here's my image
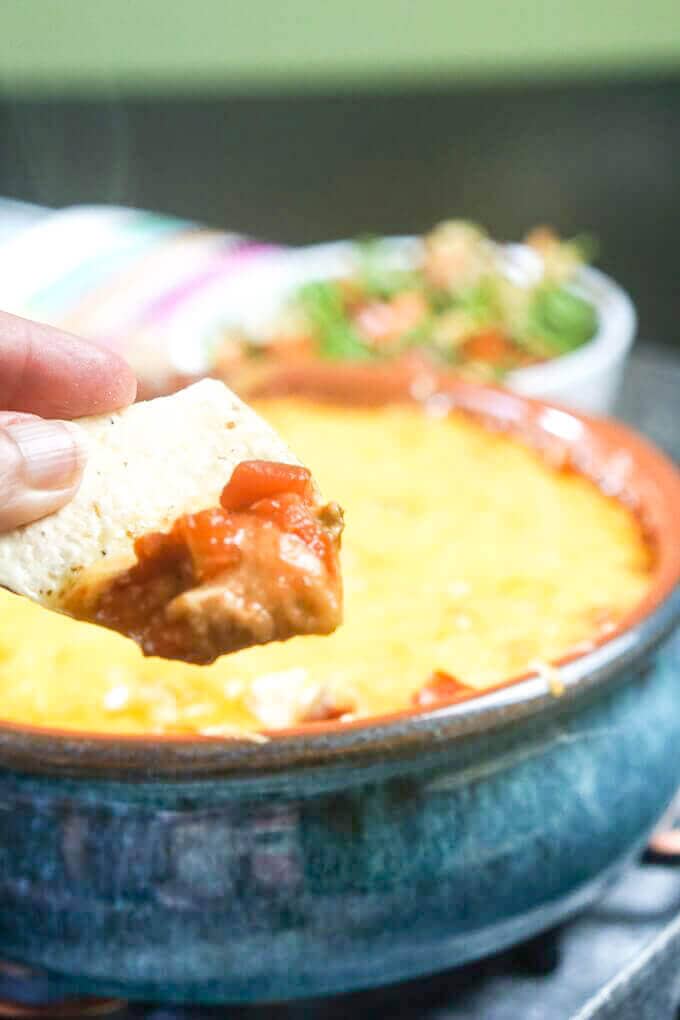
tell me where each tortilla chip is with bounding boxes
[0,379,299,608]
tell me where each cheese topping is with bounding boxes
[0,400,651,735]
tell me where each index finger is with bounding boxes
[0,310,137,419]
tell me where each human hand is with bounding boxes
[0,311,136,531]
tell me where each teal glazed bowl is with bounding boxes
[0,369,678,1004]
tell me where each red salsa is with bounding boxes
[91,462,343,664]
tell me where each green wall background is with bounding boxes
[1,0,679,95]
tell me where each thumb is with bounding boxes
[0,413,86,532]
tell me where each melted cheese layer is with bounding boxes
[0,400,651,735]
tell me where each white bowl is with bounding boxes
[179,238,636,416]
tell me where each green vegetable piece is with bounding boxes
[454,279,498,323]
[296,281,373,361]
[527,285,598,353]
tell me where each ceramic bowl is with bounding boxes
[0,368,677,1004]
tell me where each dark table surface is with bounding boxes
[614,342,680,463]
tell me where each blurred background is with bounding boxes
[0,0,678,348]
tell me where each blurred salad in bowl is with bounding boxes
[214,221,599,386]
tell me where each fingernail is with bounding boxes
[5,418,86,490]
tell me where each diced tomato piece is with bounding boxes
[134,529,180,564]
[221,461,314,512]
[413,670,477,707]
[354,291,428,348]
[251,493,334,570]
[463,329,513,363]
[176,508,245,580]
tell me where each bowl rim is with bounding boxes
[0,365,678,779]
